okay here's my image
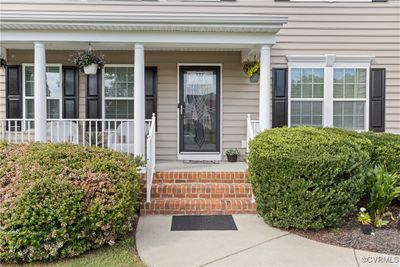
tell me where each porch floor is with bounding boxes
[155,160,248,172]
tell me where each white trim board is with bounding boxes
[1,31,277,47]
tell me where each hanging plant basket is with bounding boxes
[71,45,104,75]
[242,58,260,83]
[83,63,99,75]
[249,72,260,83]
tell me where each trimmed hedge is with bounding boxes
[248,127,371,230]
[0,143,141,263]
[361,132,400,175]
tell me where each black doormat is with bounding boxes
[171,215,237,231]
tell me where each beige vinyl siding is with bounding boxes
[5,50,255,160]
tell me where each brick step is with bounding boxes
[140,198,257,215]
[149,183,253,199]
[153,171,249,183]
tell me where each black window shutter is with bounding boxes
[370,68,385,132]
[6,65,23,130]
[62,67,79,119]
[272,68,288,128]
[145,67,157,121]
[86,72,102,119]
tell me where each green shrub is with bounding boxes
[0,143,141,263]
[248,127,371,230]
[366,166,400,228]
[361,132,400,175]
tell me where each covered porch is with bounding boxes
[0,13,287,160]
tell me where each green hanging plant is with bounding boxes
[71,46,105,71]
[242,59,260,78]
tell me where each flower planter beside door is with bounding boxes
[83,64,99,75]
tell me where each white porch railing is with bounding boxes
[146,113,156,203]
[0,119,35,143]
[0,118,153,152]
[246,114,260,153]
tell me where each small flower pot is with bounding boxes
[249,72,260,83]
[227,154,238,162]
[83,63,98,75]
[361,224,373,235]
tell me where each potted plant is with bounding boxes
[242,58,260,83]
[72,46,104,75]
[358,207,373,235]
[0,56,7,68]
[226,148,240,162]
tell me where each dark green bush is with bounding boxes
[0,143,141,263]
[361,132,400,175]
[248,127,371,230]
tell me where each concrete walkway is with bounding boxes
[136,215,399,267]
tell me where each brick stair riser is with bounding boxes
[141,210,257,215]
[152,172,249,183]
[150,183,252,199]
[140,199,256,215]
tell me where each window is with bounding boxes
[23,65,62,123]
[333,68,367,131]
[103,65,134,119]
[290,68,324,127]
[287,55,372,131]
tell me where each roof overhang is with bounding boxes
[1,12,288,33]
[0,12,287,49]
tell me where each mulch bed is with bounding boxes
[290,205,400,256]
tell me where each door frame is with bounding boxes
[176,63,223,161]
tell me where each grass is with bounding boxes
[8,235,145,267]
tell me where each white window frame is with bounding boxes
[287,55,373,131]
[102,64,135,120]
[288,63,326,128]
[22,63,63,129]
[332,63,370,131]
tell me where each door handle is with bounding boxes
[179,104,184,116]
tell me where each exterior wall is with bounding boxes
[4,50,256,160]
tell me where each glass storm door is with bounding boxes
[179,66,220,153]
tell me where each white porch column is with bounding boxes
[34,42,47,142]
[259,45,272,131]
[134,43,145,157]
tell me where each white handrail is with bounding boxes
[246,114,260,153]
[146,113,156,203]
[145,113,156,203]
